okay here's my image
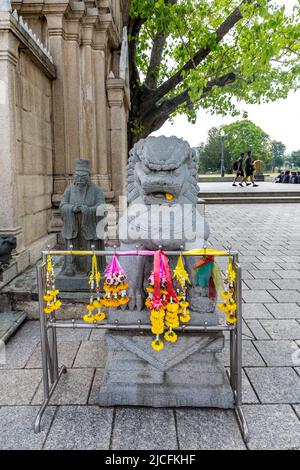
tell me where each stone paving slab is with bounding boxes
[225,368,259,404]
[264,303,300,319]
[240,271,255,280]
[272,279,300,290]
[217,340,265,367]
[56,327,91,342]
[9,320,41,342]
[0,369,42,405]
[32,368,94,405]
[245,367,300,403]
[244,405,300,450]
[239,263,256,271]
[242,320,255,339]
[88,368,105,404]
[73,341,107,368]
[253,340,300,366]
[268,290,300,303]
[294,405,300,420]
[242,290,277,303]
[0,335,39,369]
[260,320,300,340]
[277,270,300,279]
[26,341,81,369]
[176,409,245,450]
[0,311,27,344]
[239,256,261,264]
[277,262,300,271]
[244,279,278,290]
[255,263,283,271]
[245,320,270,340]
[241,369,259,404]
[0,406,56,450]
[43,406,113,450]
[89,328,107,341]
[242,304,274,319]
[111,408,178,450]
[247,270,280,280]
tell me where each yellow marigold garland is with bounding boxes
[43,255,61,315]
[83,254,106,323]
[218,258,237,324]
[173,254,191,327]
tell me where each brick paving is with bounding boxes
[1,204,300,450]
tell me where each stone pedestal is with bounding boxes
[98,311,234,409]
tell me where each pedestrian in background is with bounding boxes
[232,153,245,187]
[242,150,258,187]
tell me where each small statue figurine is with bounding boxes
[0,235,17,271]
[60,159,105,276]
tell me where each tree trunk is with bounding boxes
[128,87,170,150]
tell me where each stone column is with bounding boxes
[80,8,98,168]
[0,9,25,252]
[64,2,85,173]
[44,2,69,198]
[107,78,130,201]
[92,23,111,192]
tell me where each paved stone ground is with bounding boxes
[199,181,300,193]
[1,204,300,450]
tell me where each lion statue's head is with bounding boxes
[126,136,199,205]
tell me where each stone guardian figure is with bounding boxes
[60,159,105,277]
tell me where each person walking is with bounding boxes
[232,153,245,187]
[242,151,258,187]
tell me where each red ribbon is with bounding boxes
[193,255,214,270]
[151,250,178,308]
[153,250,161,301]
[160,251,178,302]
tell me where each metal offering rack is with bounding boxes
[34,248,249,443]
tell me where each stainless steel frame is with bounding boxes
[34,249,249,443]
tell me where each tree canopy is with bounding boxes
[271,140,286,168]
[290,149,300,167]
[126,0,300,146]
[197,119,273,172]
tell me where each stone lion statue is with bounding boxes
[119,135,212,314]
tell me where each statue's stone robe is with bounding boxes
[60,183,105,241]
[59,182,105,276]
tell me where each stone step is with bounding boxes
[0,311,27,343]
[200,196,300,204]
[199,175,267,182]
[199,191,300,198]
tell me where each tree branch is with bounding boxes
[144,33,167,89]
[147,72,237,133]
[151,0,254,103]
[144,0,179,89]
[128,12,145,85]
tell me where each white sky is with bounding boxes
[152,0,300,153]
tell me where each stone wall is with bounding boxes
[10,0,130,234]
[16,51,53,249]
[0,1,129,280]
[0,5,57,280]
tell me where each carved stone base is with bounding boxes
[98,328,234,409]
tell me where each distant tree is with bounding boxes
[197,119,273,173]
[291,149,300,168]
[271,140,286,169]
[197,127,230,173]
[223,120,272,166]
